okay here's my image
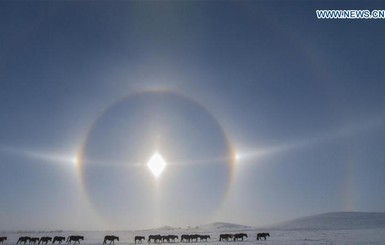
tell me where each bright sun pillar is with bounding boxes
[147,153,167,177]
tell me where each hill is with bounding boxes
[269,212,385,230]
[197,222,255,231]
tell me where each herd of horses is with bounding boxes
[0,236,84,245]
[0,233,270,245]
[144,233,269,243]
[146,234,212,243]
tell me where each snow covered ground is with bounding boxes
[2,213,385,245]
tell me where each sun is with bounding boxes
[147,152,167,177]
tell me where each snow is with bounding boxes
[1,212,385,245]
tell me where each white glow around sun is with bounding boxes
[234,152,240,161]
[147,153,167,177]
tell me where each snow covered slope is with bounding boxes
[270,212,385,230]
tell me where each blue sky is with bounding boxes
[1,1,385,230]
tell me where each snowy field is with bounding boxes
[2,213,385,245]
[2,227,385,245]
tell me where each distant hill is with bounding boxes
[197,222,254,231]
[269,212,385,230]
[155,225,179,231]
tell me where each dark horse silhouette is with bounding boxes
[39,237,52,244]
[0,237,7,244]
[29,238,40,244]
[161,236,169,243]
[199,235,210,242]
[189,235,200,243]
[147,235,161,243]
[134,236,145,244]
[17,237,31,244]
[234,233,247,241]
[103,236,119,244]
[53,237,66,244]
[180,235,190,243]
[219,234,233,242]
[167,235,178,243]
[66,236,84,244]
[256,233,270,241]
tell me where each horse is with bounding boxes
[39,237,52,244]
[0,237,7,244]
[234,233,247,241]
[161,236,169,243]
[103,236,119,244]
[180,235,190,243]
[66,236,84,244]
[199,235,210,242]
[219,234,233,242]
[167,235,178,243]
[29,238,40,244]
[256,233,270,241]
[17,237,31,244]
[53,237,66,244]
[134,236,145,244]
[189,235,200,243]
[147,235,161,243]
